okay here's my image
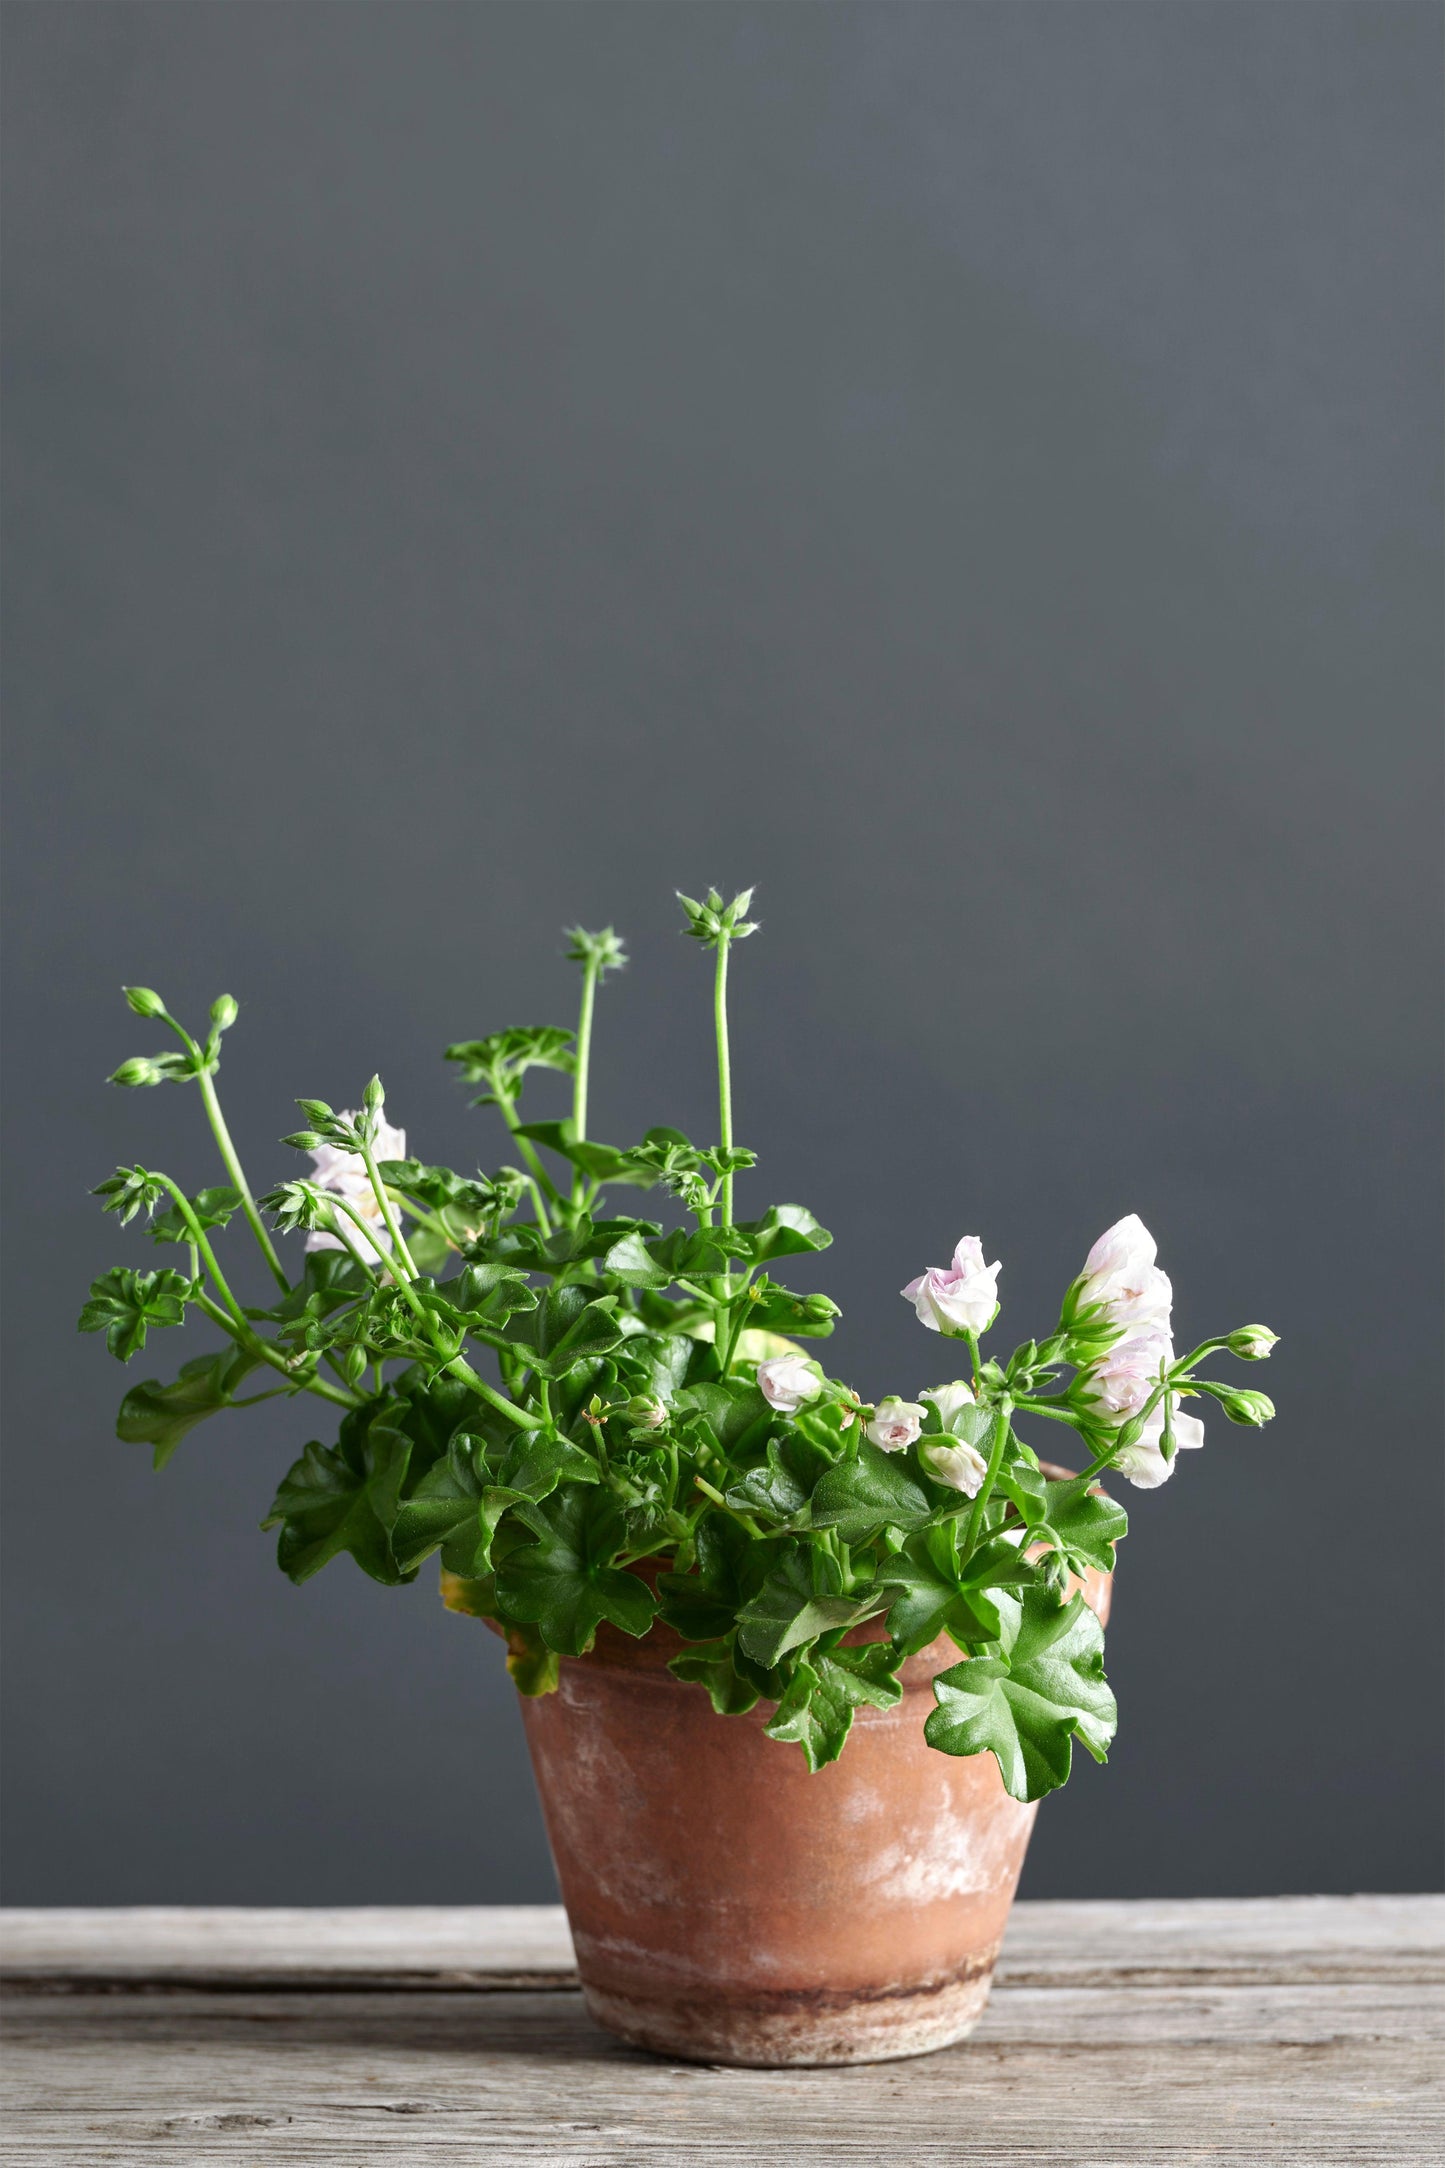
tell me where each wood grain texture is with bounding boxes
[3,1899,1441,2165]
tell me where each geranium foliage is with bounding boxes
[82,900,1277,1800]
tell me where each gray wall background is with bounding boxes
[3,1,1440,1906]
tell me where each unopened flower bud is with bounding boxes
[123,986,166,1019]
[109,1057,160,1086]
[363,1075,386,1113]
[340,1344,368,1387]
[1228,1325,1278,1362]
[920,1435,989,1495]
[210,994,239,1032]
[920,1380,976,1431]
[626,1395,668,1430]
[756,1355,822,1413]
[1217,1387,1275,1427]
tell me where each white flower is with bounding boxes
[1078,1327,1173,1423]
[901,1236,1001,1335]
[1076,1213,1173,1331]
[305,1113,407,1266]
[920,1379,976,1431]
[866,1396,926,1452]
[920,1436,989,1494]
[1113,1403,1205,1489]
[756,1355,822,1414]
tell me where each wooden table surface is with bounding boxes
[2,1896,1441,2164]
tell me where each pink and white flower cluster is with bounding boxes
[1072,1213,1202,1488]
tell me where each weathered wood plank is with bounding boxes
[2,1983,1441,2165]
[2,1901,1441,2165]
[3,1894,1440,1988]
[0,1905,577,1991]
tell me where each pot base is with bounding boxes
[581,1961,996,2067]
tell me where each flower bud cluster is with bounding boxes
[676,887,759,948]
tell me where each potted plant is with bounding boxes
[82,889,1277,2066]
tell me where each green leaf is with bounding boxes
[730,1204,832,1262]
[392,1434,499,1576]
[496,1487,657,1655]
[449,1262,539,1326]
[78,1267,192,1362]
[262,1401,417,1586]
[925,1588,1117,1802]
[470,1216,659,1274]
[116,1345,263,1469]
[504,1286,627,1379]
[657,1511,761,1640]
[882,1530,1038,1656]
[149,1186,243,1245]
[439,1567,500,1622]
[724,1431,829,1529]
[995,1459,1049,1526]
[613,1332,694,1408]
[809,1440,933,1544]
[259,1250,368,1322]
[1039,1476,1128,1572]
[375,1159,501,1216]
[503,1621,563,1695]
[674,1380,772,1455]
[668,1635,762,1716]
[764,1642,905,1771]
[735,1545,888,1668]
[443,1027,575,1099]
[513,1121,658,1187]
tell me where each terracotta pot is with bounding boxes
[518,1471,1111,2068]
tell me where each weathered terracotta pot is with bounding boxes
[518,1471,1111,2067]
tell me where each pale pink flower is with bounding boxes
[902,1237,1001,1336]
[1078,1327,1173,1424]
[865,1397,926,1452]
[1076,1213,1173,1331]
[756,1354,822,1414]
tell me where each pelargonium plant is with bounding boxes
[82,891,1277,1802]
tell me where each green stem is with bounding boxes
[692,1473,767,1539]
[190,1286,360,1410]
[522,1175,554,1237]
[719,1295,752,1376]
[962,1399,1014,1557]
[444,1356,544,1433]
[357,1139,422,1280]
[496,1093,561,1221]
[1013,1397,1086,1426]
[196,1069,290,1292]
[714,935,734,1226]
[154,1177,252,1337]
[389,1193,464,1249]
[573,957,599,1145]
